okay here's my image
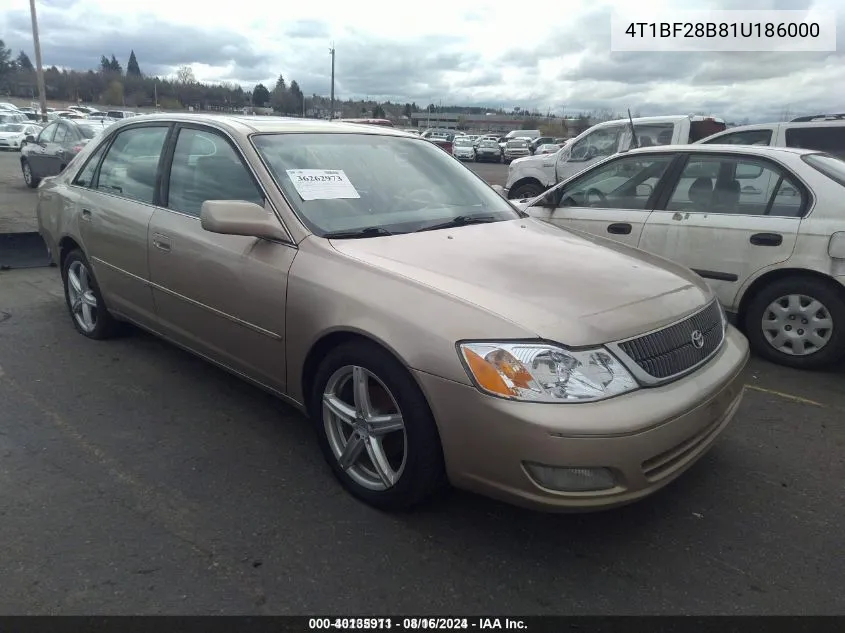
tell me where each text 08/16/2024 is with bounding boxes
[610,9,836,52]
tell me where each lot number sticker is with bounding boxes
[286,169,360,201]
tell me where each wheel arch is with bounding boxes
[507,176,546,199]
[300,328,423,418]
[58,235,83,271]
[736,267,845,328]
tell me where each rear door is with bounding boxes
[529,152,678,248]
[27,122,57,176]
[639,152,806,311]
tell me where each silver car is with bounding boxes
[503,139,531,163]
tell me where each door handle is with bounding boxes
[607,222,632,235]
[152,233,171,252]
[750,232,782,246]
[81,208,92,221]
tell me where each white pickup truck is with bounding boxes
[503,115,726,200]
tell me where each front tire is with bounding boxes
[743,276,845,370]
[310,340,446,511]
[61,249,122,339]
[509,182,546,200]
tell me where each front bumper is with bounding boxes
[414,325,749,512]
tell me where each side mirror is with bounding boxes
[25,134,36,143]
[491,184,506,198]
[200,200,287,241]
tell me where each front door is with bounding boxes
[529,152,678,248]
[147,124,295,391]
[639,152,804,311]
[72,123,172,327]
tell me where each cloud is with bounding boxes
[0,0,842,122]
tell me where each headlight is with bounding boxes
[458,341,638,403]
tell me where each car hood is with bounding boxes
[0,131,24,139]
[329,218,713,346]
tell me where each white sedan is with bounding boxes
[514,144,845,370]
[0,123,42,151]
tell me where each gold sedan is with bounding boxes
[36,114,749,512]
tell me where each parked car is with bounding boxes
[505,115,727,200]
[451,136,476,161]
[696,119,845,159]
[0,123,43,151]
[0,111,30,125]
[68,105,101,116]
[35,114,748,512]
[0,102,21,111]
[20,118,113,188]
[475,138,502,162]
[53,109,88,120]
[513,144,845,369]
[534,143,562,155]
[529,137,556,154]
[106,110,137,120]
[503,139,531,163]
[427,136,453,153]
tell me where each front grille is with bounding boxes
[618,301,723,380]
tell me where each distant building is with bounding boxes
[410,112,531,132]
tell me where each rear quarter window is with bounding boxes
[786,126,845,159]
[801,153,845,188]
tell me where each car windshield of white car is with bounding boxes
[454,138,473,146]
[0,124,25,133]
[252,132,520,236]
[507,140,528,147]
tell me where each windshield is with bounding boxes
[507,140,529,148]
[252,133,520,236]
[454,138,473,146]
[479,140,499,148]
[802,153,845,187]
[0,124,25,132]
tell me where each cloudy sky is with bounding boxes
[2,0,843,121]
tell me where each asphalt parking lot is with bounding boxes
[0,148,843,615]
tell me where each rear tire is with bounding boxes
[310,340,447,511]
[21,159,39,188]
[61,249,123,340]
[743,276,845,370]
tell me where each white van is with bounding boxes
[503,115,726,200]
[696,117,845,159]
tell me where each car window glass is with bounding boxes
[37,123,57,143]
[167,128,265,217]
[73,142,109,188]
[785,126,845,159]
[557,154,674,210]
[666,155,805,217]
[702,129,773,146]
[626,123,676,148]
[53,125,69,144]
[96,126,169,204]
[568,126,622,162]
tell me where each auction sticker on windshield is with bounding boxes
[286,169,361,201]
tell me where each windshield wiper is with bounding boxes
[322,226,395,239]
[415,215,499,232]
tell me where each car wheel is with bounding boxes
[744,276,845,370]
[311,340,447,511]
[21,159,40,188]
[509,182,546,200]
[61,249,122,339]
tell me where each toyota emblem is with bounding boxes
[691,330,705,349]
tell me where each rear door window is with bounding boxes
[96,126,169,204]
[700,129,774,146]
[785,126,845,159]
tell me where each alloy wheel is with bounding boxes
[66,260,99,333]
[322,364,407,491]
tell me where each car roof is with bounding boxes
[114,113,414,137]
[626,144,820,157]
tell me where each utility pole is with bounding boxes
[329,44,335,120]
[29,0,49,123]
